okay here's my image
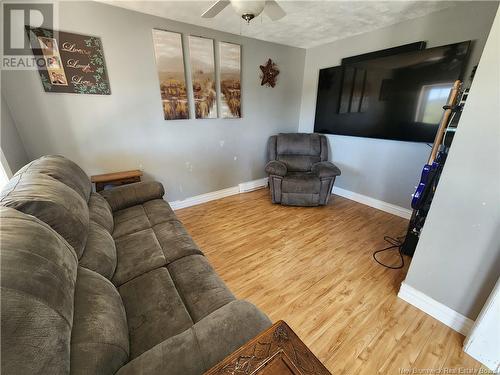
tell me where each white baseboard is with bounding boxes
[239,177,268,193]
[332,186,412,219]
[398,282,474,336]
[169,179,410,217]
[169,177,268,210]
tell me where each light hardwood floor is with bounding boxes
[176,188,480,374]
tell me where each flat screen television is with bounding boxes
[314,41,470,143]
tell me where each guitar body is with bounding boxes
[412,162,436,209]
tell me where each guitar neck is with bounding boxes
[428,80,462,164]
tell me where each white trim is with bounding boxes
[463,277,500,372]
[169,179,411,216]
[239,177,268,193]
[169,177,268,210]
[398,281,474,336]
[332,186,412,219]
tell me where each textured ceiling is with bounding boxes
[100,1,456,48]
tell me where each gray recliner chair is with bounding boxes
[265,133,341,206]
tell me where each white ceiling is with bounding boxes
[101,1,457,48]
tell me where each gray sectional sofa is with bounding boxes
[0,155,271,374]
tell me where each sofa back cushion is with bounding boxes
[0,207,78,374]
[88,192,114,234]
[273,133,328,172]
[71,266,129,375]
[15,155,92,202]
[79,221,117,280]
[0,173,89,258]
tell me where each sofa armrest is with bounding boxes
[265,160,287,176]
[100,181,165,211]
[311,161,341,178]
[115,300,271,375]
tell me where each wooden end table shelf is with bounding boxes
[205,320,331,375]
[91,169,143,192]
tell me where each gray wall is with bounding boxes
[1,1,305,201]
[405,7,500,320]
[298,2,499,209]
[1,92,29,175]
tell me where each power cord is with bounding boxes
[372,235,405,269]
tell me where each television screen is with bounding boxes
[314,41,470,143]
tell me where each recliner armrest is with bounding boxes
[311,161,341,178]
[100,181,165,211]
[265,160,287,176]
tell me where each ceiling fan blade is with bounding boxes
[201,0,230,18]
[264,0,286,21]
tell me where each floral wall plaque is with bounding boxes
[26,27,111,95]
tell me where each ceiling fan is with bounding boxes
[201,0,286,23]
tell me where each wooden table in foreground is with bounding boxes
[205,321,331,375]
[91,169,142,191]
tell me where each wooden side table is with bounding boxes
[91,170,143,192]
[205,320,331,375]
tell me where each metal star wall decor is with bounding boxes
[260,59,279,88]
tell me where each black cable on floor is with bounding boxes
[372,235,405,269]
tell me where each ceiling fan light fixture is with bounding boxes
[231,0,266,23]
[241,13,256,23]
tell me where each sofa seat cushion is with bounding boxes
[113,205,151,239]
[193,300,272,368]
[116,327,205,375]
[112,228,167,286]
[112,200,178,239]
[0,173,89,258]
[111,201,202,286]
[0,207,78,375]
[88,192,113,234]
[118,267,194,359]
[79,221,117,280]
[115,300,272,375]
[143,199,177,226]
[14,155,92,201]
[71,267,129,375]
[167,255,235,322]
[282,173,321,194]
[153,220,203,263]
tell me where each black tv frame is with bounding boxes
[314,41,470,143]
[340,41,426,65]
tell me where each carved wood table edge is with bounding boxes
[90,169,143,191]
[204,320,331,375]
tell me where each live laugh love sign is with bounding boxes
[27,27,111,95]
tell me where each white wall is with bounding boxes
[404,7,500,320]
[1,1,305,201]
[298,2,498,209]
[1,92,28,175]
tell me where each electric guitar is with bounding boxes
[411,80,462,210]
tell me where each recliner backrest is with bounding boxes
[268,133,328,172]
